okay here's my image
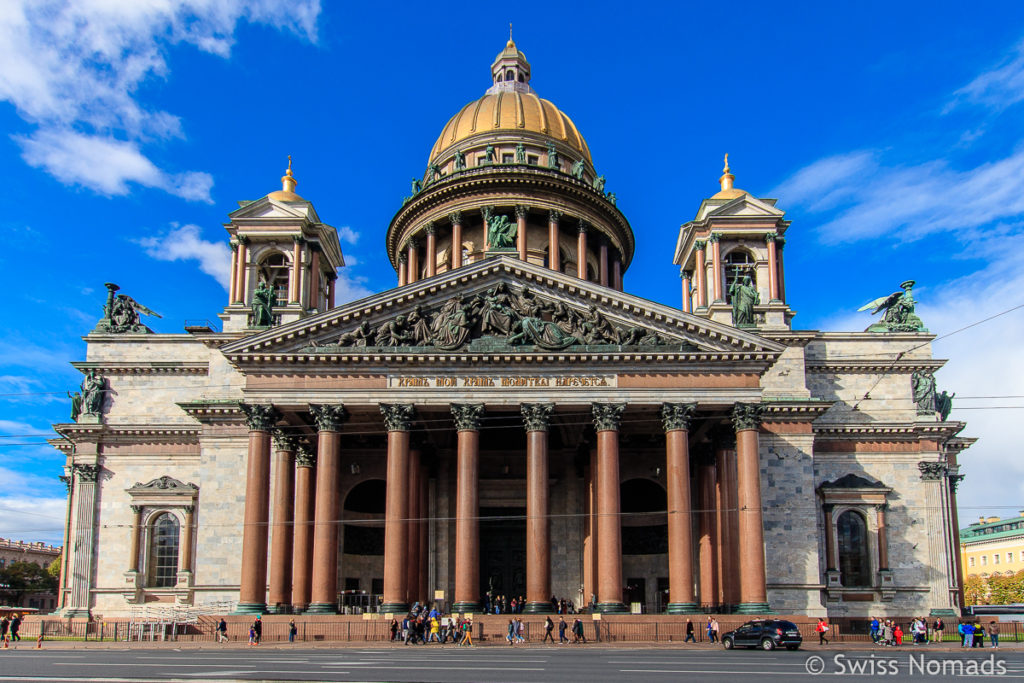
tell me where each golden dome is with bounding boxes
[267,155,305,201]
[429,91,592,165]
[710,153,748,199]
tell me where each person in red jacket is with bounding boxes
[815,618,830,645]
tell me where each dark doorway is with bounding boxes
[480,507,526,605]
[625,577,646,611]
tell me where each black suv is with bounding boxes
[722,619,803,651]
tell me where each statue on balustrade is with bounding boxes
[251,279,277,327]
[515,143,526,164]
[729,273,759,327]
[454,150,466,171]
[593,175,606,192]
[547,142,559,169]
[487,213,517,250]
[571,159,585,180]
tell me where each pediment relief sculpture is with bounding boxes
[128,476,198,493]
[315,284,692,353]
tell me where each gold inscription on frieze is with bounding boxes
[386,375,615,389]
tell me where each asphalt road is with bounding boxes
[0,645,1021,682]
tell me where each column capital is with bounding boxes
[764,232,778,245]
[381,403,415,432]
[451,403,485,431]
[708,233,720,244]
[425,222,437,236]
[292,235,306,245]
[182,505,196,516]
[398,252,408,265]
[521,403,553,432]
[272,429,298,452]
[730,403,764,431]
[660,403,696,432]
[130,504,144,514]
[59,474,71,492]
[515,204,530,219]
[549,209,562,222]
[822,502,834,514]
[918,461,947,480]
[309,404,347,432]
[295,445,316,468]
[407,237,419,249]
[874,502,890,512]
[241,403,280,432]
[681,269,692,280]
[73,463,101,483]
[237,235,250,246]
[591,403,625,432]
[449,211,463,224]
[230,242,239,253]
[694,239,706,251]
[577,219,588,234]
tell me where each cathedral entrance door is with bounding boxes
[479,507,526,607]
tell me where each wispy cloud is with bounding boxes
[771,148,1024,244]
[0,0,321,200]
[337,226,360,245]
[136,224,231,289]
[334,269,374,305]
[947,39,1024,113]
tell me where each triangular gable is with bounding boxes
[700,194,785,220]
[228,195,321,223]
[221,256,786,358]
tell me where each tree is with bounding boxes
[963,575,988,606]
[0,561,58,604]
[46,556,60,581]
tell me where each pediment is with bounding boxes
[229,195,319,222]
[221,257,786,361]
[703,194,785,219]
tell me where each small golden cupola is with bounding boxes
[488,29,532,93]
[268,155,304,202]
[711,153,748,200]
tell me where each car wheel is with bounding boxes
[761,638,776,651]
[723,637,734,650]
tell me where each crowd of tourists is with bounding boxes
[483,594,576,615]
[386,603,590,646]
[868,616,1000,648]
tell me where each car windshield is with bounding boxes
[775,621,799,630]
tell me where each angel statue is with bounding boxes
[858,280,926,332]
[96,283,162,334]
[486,213,517,250]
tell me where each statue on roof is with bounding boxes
[912,370,937,416]
[936,389,955,421]
[515,143,526,164]
[485,145,495,164]
[547,142,559,169]
[571,159,585,180]
[859,280,926,332]
[487,213,517,250]
[729,273,759,327]
[454,150,466,172]
[95,282,161,334]
[411,177,422,194]
[81,370,106,417]
[67,390,82,422]
[426,164,442,184]
[593,175,606,193]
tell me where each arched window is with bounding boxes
[258,252,290,304]
[148,513,180,588]
[837,510,871,587]
[518,73,524,83]
[496,73,503,82]
[723,250,756,304]
[506,69,514,81]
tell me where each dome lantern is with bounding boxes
[488,31,532,95]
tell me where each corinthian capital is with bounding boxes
[592,403,625,432]
[309,404,347,432]
[521,403,553,432]
[241,403,280,432]
[381,403,415,432]
[451,403,485,431]
[730,403,764,431]
[660,403,696,432]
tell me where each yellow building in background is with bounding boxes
[961,513,1024,579]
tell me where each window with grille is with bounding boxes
[837,510,871,587]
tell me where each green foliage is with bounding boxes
[964,575,987,605]
[46,555,61,580]
[0,561,57,601]
[964,570,1024,606]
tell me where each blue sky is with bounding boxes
[2,1,1024,543]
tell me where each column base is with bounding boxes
[266,604,291,615]
[452,601,481,614]
[595,601,628,614]
[61,608,91,619]
[380,601,410,614]
[735,602,770,614]
[304,602,338,614]
[234,602,267,614]
[523,601,554,614]
[666,602,700,614]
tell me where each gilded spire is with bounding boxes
[281,155,297,194]
[719,153,735,193]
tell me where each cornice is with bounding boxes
[761,400,833,421]
[176,400,245,425]
[71,361,209,375]
[52,423,201,443]
[813,421,965,440]
[759,330,818,347]
[805,358,947,374]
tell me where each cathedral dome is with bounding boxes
[427,38,592,165]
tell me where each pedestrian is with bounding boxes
[507,619,516,646]
[248,625,256,646]
[558,617,568,644]
[390,617,398,642]
[288,619,297,643]
[216,618,228,643]
[706,618,715,644]
[429,616,440,643]
[543,616,555,643]
[518,618,525,643]
[962,622,974,648]
[0,615,8,647]
[685,618,696,643]
[711,618,720,644]
[894,624,903,647]
[816,617,830,645]
[932,617,944,643]
[989,621,1000,649]
[252,616,261,645]
[462,618,474,646]
[974,622,985,648]
[573,618,586,643]
[10,615,20,642]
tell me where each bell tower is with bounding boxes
[220,159,346,332]
[673,156,793,330]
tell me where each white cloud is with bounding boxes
[0,0,320,200]
[0,495,67,545]
[136,224,231,289]
[17,129,213,201]
[336,226,361,245]
[772,148,1024,244]
[334,269,374,305]
[948,39,1024,113]
[0,419,52,437]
